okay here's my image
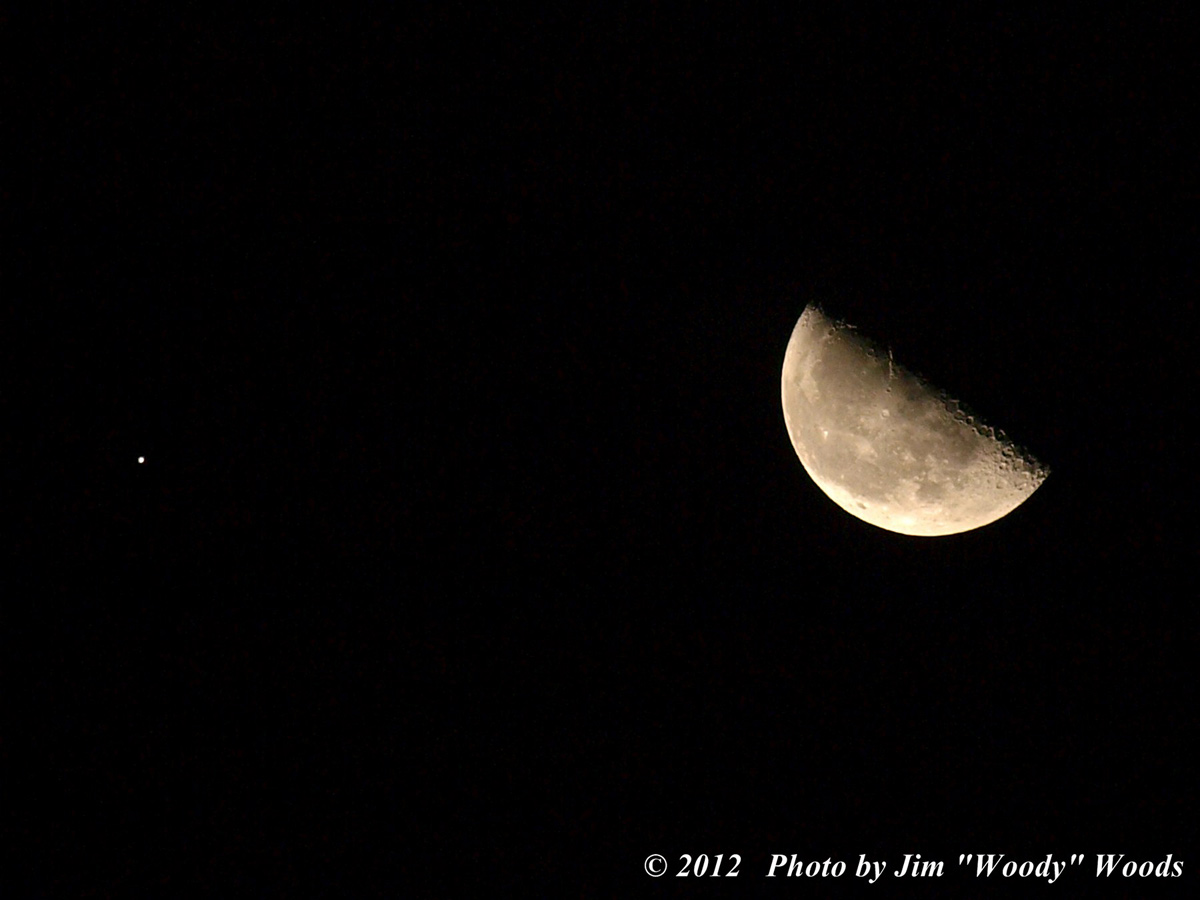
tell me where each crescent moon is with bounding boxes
[781,305,1048,536]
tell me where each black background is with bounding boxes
[13,6,1196,894]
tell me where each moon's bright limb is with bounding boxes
[781,305,1048,536]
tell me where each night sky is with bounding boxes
[16,7,1196,894]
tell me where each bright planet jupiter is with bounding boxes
[781,304,1048,536]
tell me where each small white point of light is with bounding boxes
[138,456,145,464]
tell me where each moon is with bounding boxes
[781,305,1048,536]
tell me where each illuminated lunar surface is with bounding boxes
[781,305,1048,536]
